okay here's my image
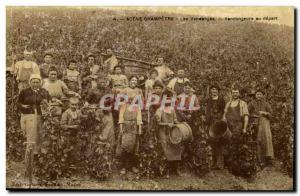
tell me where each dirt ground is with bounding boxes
[6,160,293,191]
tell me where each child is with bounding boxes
[60,96,82,164]
[63,60,82,93]
[109,65,128,93]
[145,69,160,98]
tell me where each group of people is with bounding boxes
[14,48,274,178]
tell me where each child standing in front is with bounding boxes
[60,97,82,166]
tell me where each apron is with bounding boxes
[116,107,139,157]
[20,109,41,154]
[19,67,33,82]
[257,116,274,162]
[157,112,182,161]
[225,100,243,136]
[174,78,186,95]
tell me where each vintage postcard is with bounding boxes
[6,6,294,191]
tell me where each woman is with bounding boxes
[18,74,51,160]
[42,67,80,100]
[248,89,274,166]
[116,76,143,175]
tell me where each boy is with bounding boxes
[60,97,82,164]
[63,60,82,93]
[109,65,128,92]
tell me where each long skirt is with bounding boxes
[157,126,182,161]
[116,121,139,155]
[20,113,42,154]
[116,121,139,168]
[257,117,274,162]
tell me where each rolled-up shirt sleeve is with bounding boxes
[240,101,249,116]
[224,102,230,115]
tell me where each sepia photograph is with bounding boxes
[5,6,294,191]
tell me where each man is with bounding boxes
[154,57,174,84]
[167,69,189,95]
[81,53,101,90]
[206,85,226,128]
[13,50,40,92]
[205,84,226,169]
[223,86,249,137]
[103,49,118,74]
[39,51,62,79]
[176,81,199,124]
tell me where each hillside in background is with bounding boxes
[6,7,294,176]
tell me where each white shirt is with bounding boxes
[167,77,189,91]
[13,60,40,80]
[155,65,174,81]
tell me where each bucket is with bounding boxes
[209,120,232,139]
[169,122,193,145]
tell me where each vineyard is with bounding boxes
[6,7,294,190]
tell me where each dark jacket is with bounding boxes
[205,96,226,126]
[18,87,51,115]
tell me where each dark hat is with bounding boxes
[113,65,122,71]
[86,53,96,59]
[209,83,220,91]
[68,59,77,65]
[231,83,241,91]
[163,88,175,97]
[153,80,164,88]
[149,69,158,75]
[44,51,53,57]
[255,88,265,95]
